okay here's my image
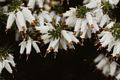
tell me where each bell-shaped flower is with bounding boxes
[92,20,100,32]
[38,14,45,26]
[85,0,98,9]
[96,57,108,70]
[99,31,113,47]
[92,8,103,23]
[27,0,36,9]
[15,17,24,32]
[41,33,51,44]
[65,16,77,27]
[74,18,82,32]
[47,38,59,52]
[107,40,115,52]
[32,41,41,53]
[26,37,32,55]
[22,7,36,26]
[36,0,44,8]
[55,15,61,25]
[4,60,13,73]
[68,32,79,44]
[0,61,4,73]
[109,61,117,76]
[19,39,27,54]
[16,10,27,32]
[83,0,90,4]
[6,12,15,30]
[94,54,104,63]
[63,8,77,17]
[6,54,16,67]
[102,63,110,76]
[41,11,52,23]
[112,40,120,57]
[60,38,67,50]
[0,54,15,74]
[80,19,88,38]
[86,12,93,26]
[61,30,72,44]
[99,14,110,28]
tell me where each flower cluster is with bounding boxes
[0,48,15,74]
[1,0,120,78]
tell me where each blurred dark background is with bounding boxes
[0,0,120,80]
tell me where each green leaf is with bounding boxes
[76,6,90,18]
[102,1,112,14]
[111,23,120,40]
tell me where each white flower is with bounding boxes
[41,11,52,22]
[60,38,67,50]
[32,41,41,53]
[15,17,24,32]
[19,37,41,57]
[6,12,15,30]
[4,60,13,73]
[36,0,44,8]
[55,15,61,25]
[43,4,51,11]
[86,28,92,38]
[41,33,51,44]
[54,42,59,52]
[0,54,15,74]
[27,0,36,9]
[38,14,44,26]
[28,0,45,9]
[92,20,100,32]
[109,0,119,5]
[19,39,27,54]
[0,62,4,73]
[85,0,98,9]
[96,57,108,70]
[68,32,79,44]
[109,61,117,76]
[112,41,120,57]
[63,8,77,17]
[107,40,115,52]
[16,10,27,32]
[93,8,103,23]
[26,37,32,55]
[35,26,49,33]
[6,54,16,67]
[99,14,110,28]
[74,18,82,32]
[22,7,35,25]
[65,16,77,27]
[94,54,104,63]
[83,0,90,4]
[99,31,113,47]
[61,30,72,44]
[86,12,93,26]
[80,19,88,38]
[102,63,110,76]
[47,38,59,52]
